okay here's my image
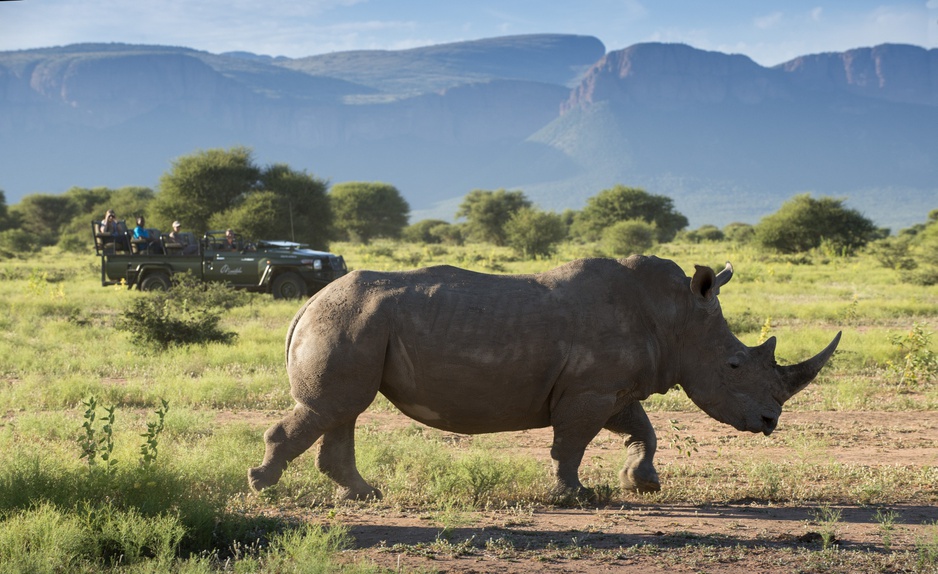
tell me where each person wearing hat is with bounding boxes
[167,220,198,255]
[168,220,184,243]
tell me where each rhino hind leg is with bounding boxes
[317,419,381,501]
[249,404,326,491]
[604,402,661,493]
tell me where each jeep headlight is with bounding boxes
[301,259,323,270]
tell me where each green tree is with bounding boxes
[209,191,283,241]
[260,164,332,247]
[330,182,410,243]
[209,165,333,246]
[504,208,567,258]
[754,194,879,254]
[0,190,10,231]
[723,222,755,244]
[403,219,451,244]
[456,189,531,245]
[572,185,688,242]
[603,219,657,256]
[151,147,260,233]
[9,193,78,247]
[684,225,726,243]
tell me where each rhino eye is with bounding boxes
[727,356,741,369]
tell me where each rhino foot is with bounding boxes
[335,485,383,502]
[619,464,661,494]
[248,465,283,492]
[549,483,596,506]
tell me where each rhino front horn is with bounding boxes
[777,331,842,399]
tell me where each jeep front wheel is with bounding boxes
[272,272,306,299]
[140,272,171,292]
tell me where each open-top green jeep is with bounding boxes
[93,223,347,299]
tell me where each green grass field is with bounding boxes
[0,241,935,572]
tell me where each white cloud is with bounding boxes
[810,7,823,22]
[754,11,784,30]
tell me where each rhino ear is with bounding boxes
[690,265,717,301]
[690,262,733,301]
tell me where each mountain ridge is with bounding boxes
[0,35,933,230]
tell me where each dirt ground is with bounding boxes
[243,409,938,573]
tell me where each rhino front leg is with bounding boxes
[550,395,614,497]
[317,419,382,501]
[604,401,660,493]
[249,404,324,491]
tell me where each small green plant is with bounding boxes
[78,396,98,467]
[139,399,170,472]
[668,419,698,458]
[841,293,860,324]
[916,521,938,571]
[873,508,898,552]
[99,405,117,476]
[815,506,842,550]
[886,322,937,388]
[78,396,117,475]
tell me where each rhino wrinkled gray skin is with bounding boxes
[249,255,841,499]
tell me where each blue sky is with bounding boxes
[1,0,935,66]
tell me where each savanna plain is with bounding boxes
[1,240,936,573]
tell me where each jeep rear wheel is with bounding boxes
[272,272,306,299]
[140,272,172,292]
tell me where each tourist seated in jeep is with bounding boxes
[95,209,129,252]
[132,216,163,255]
[222,229,239,251]
[165,221,199,255]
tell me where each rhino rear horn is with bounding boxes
[777,332,842,399]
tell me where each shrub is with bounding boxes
[402,219,451,243]
[754,194,880,254]
[682,225,725,243]
[504,208,566,258]
[723,222,756,243]
[116,272,248,350]
[572,185,687,242]
[0,228,41,255]
[602,219,656,256]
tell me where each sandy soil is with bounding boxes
[236,409,938,573]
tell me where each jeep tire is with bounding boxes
[140,272,172,292]
[272,272,306,300]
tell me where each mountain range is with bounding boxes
[1,34,935,231]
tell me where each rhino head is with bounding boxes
[680,262,841,436]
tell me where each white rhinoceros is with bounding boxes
[249,255,840,499]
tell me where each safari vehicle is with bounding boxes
[93,223,348,299]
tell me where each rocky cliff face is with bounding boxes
[563,43,791,112]
[778,44,938,106]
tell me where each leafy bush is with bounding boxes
[116,272,248,350]
[723,222,755,243]
[504,207,566,258]
[572,185,687,242]
[754,194,880,254]
[602,219,656,256]
[403,219,451,243]
[0,228,41,256]
[682,225,725,243]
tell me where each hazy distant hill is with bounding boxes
[0,36,934,230]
